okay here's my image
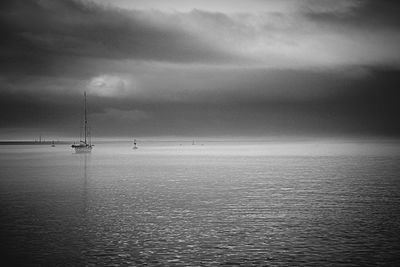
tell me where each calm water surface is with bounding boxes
[1,141,400,266]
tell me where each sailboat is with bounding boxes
[72,92,93,153]
[133,138,138,149]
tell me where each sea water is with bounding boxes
[1,140,400,266]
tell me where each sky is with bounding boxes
[0,0,400,140]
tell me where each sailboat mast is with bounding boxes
[84,91,87,144]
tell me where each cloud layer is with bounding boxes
[2,0,400,70]
[1,0,400,139]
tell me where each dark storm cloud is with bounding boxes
[1,0,400,139]
[71,66,400,137]
[2,0,400,75]
[1,67,399,138]
[0,0,235,76]
[304,0,400,26]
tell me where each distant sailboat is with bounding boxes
[72,92,93,153]
[133,138,138,150]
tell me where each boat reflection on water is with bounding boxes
[80,153,89,213]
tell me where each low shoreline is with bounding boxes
[0,141,71,145]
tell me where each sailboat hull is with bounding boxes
[71,144,93,153]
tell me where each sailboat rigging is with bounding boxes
[72,92,93,153]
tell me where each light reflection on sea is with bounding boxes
[1,140,400,266]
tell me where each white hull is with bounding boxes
[72,144,93,153]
